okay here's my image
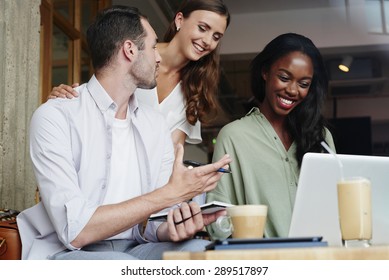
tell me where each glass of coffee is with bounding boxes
[337,177,372,247]
[224,205,268,239]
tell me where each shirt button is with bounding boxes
[285,157,289,162]
[102,184,106,189]
[107,153,111,159]
[274,136,277,140]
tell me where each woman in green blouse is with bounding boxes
[207,33,336,240]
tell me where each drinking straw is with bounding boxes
[321,141,344,180]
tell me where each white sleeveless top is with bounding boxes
[135,82,202,144]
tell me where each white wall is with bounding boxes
[220,1,389,55]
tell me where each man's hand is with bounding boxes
[157,201,226,242]
[166,144,231,203]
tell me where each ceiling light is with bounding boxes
[338,55,353,72]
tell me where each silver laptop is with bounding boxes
[289,152,389,247]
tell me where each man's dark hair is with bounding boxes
[86,5,147,71]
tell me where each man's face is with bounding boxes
[132,19,161,89]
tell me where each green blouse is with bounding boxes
[206,107,336,240]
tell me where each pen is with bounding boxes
[183,160,231,173]
[174,211,202,225]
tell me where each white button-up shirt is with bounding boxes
[17,75,174,259]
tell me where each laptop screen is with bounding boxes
[289,152,389,246]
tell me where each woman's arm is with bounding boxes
[171,129,186,147]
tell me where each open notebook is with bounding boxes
[289,152,389,247]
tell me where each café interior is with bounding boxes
[125,0,389,162]
[0,1,389,259]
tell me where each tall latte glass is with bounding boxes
[337,177,372,247]
[227,205,268,239]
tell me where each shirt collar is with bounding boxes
[128,94,139,116]
[246,106,260,116]
[87,75,139,115]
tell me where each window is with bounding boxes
[366,0,389,34]
[40,0,111,102]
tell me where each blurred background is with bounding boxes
[1,0,388,209]
[110,0,389,161]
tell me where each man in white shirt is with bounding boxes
[17,5,231,260]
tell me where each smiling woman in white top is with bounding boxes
[49,0,231,147]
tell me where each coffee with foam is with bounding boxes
[227,205,268,239]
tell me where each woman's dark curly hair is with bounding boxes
[164,0,231,125]
[250,33,328,166]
